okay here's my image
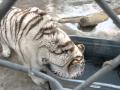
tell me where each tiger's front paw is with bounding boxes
[2,48,11,58]
[30,75,47,86]
[1,43,11,58]
[33,77,47,86]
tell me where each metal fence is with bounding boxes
[0,0,120,90]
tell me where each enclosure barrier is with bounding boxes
[0,0,120,90]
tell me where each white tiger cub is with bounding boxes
[0,7,85,85]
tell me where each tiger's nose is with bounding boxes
[72,59,81,64]
[72,56,84,64]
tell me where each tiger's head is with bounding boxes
[48,43,85,79]
[38,27,85,79]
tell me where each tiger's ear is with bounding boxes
[77,44,85,53]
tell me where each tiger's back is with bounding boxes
[0,7,50,49]
[0,7,58,62]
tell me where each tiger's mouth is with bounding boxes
[48,60,85,79]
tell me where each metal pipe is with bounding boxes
[0,59,63,90]
[73,54,120,90]
[95,0,120,29]
[0,0,17,21]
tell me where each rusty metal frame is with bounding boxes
[0,0,120,90]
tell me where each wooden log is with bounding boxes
[58,7,120,27]
[58,16,82,23]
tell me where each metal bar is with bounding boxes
[95,0,120,29]
[0,59,64,90]
[0,0,17,21]
[73,54,120,90]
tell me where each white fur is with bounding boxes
[0,7,85,86]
